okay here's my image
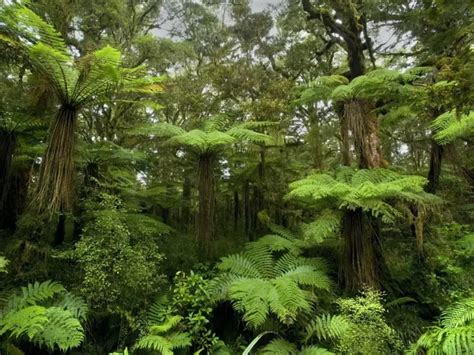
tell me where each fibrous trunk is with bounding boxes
[340,209,384,291]
[341,100,385,290]
[345,100,383,169]
[34,105,77,214]
[197,153,216,255]
[0,131,16,227]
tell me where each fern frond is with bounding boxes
[299,346,334,355]
[7,281,65,312]
[260,338,297,354]
[301,210,341,243]
[0,305,48,339]
[441,297,474,328]
[305,314,352,342]
[135,335,174,354]
[33,307,84,351]
[432,111,474,144]
[150,315,183,334]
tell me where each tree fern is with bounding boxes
[212,235,331,328]
[0,3,163,215]
[287,168,441,228]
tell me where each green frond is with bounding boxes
[33,307,84,351]
[55,293,88,321]
[412,296,474,354]
[130,122,186,138]
[297,75,349,103]
[0,305,48,339]
[441,297,474,328]
[0,281,86,351]
[260,338,297,354]
[267,224,298,240]
[281,265,331,290]
[135,335,174,354]
[150,316,183,334]
[0,256,8,273]
[299,346,334,355]
[287,168,441,224]
[7,281,65,312]
[305,314,352,342]
[226,127,272,145]
[301,210,341,243]
[215,234,330,328]
[218,254,262,279]
[432,111,474,144]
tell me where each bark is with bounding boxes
[197,153,216,255]
[345,100,384,169]
[426,139,444,194]
[0,131,16,227]
[308,105,324,170]
[181,175,191,229]
[233,190,240,231]
[34,105,77,214]
[340,209,384,291]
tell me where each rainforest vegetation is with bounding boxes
[0,0,473,354]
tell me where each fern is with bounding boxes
[431,110,474,144]
[213,235,331,328]
[0,281,87,351]
[0,256,8,273]
[134,315,191,354]
[258,338,335,354]
[410,297,474,354]
[287,168,441,225]
[305,314,352,342]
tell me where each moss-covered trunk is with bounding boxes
[197,153,216,255]
[34,105,77,215]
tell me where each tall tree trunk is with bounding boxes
[340,209,384,290]
[426,139,444,194]
[197,153,216,255]
[0,131,16,228]
[341,100,385,290]
[34,105,77,215]
[233,190,240,231]
[308,104,324,170]
[181,175,191,229]
[346,100,383,169]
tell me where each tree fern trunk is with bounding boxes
[0,131,16,228]
[426,139,444,194]
[34,105,77,215]
[341,100,385,290]
[345,100,383,169]
[197,153,216,256]
[181,175,192,230]
[340,209,384,291]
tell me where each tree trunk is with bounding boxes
[341,100,385,290]
[426,139,444,194]
[340,209,384,291]
[197,153,216,255]
[34,105,77,215]
[0,131,16,228]
[345,100,383,169]
[181,175,192,229]
[308,104,324,170]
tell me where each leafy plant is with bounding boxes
[212,233,331,328]
[409,297,474,354]
[0,280,87,352]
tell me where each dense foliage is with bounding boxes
[0,0,472,354]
